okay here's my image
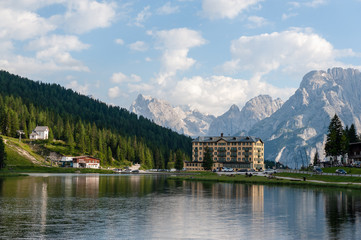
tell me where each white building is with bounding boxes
[29,126,49,140]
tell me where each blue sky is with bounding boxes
[1,0,361,116]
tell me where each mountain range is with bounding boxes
[250,68,361,167]
[130,68,361,167]
[129,94,216,136]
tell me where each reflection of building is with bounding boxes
[185,133,264,171]
[29,126,49,140]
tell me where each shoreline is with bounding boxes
[168,173,361,190]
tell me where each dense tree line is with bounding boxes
[0,70,191,167]
[0,136,6,169]
[324,114,360,164]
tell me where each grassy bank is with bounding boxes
[169,172,361,189]
[2,166,114,174]
[0,172,28,177]
[276,172,361,183]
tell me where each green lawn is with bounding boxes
[276,172,361,183]
[5,165,114,174]
[169,172,361,189]
[321,167,361,174]
[5,143,35,167]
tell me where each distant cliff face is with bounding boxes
[250,68,361,167]
[129,94,215,136]
[207,95,283,136]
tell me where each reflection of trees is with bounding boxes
[325,191,361,239]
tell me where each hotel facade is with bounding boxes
[184,133,265,171]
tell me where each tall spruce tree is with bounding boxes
[325,114,343,163]
[202,146,213,170]
[313,152,319,166]
[348,124,358,143]
[0,136,6,169]
[175,150,184,171]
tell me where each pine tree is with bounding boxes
[313,152,319,166]
[202,146,213,170]
[75,120,86,154]
[0,136,6,169]
[325,114,343,163]
[348,124,358,143]
[175,150,184,171]
[106,146,113,165]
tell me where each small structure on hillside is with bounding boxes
[29,126,49,140]
[60,156,74,167]
[73,156,100,169]
[349,142,361,165]
[60,156,100,169]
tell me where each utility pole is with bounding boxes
[17,130,25,142]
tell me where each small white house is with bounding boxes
[29,126,49,140]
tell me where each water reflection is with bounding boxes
[0,174,361,239]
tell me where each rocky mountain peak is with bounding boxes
[250,67,361,168]
[129,95,215,137]
[207,95,283,136]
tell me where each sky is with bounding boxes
[1,0,361,116]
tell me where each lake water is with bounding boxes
[1,174,361,240]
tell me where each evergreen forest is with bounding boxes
[0,70,191,168]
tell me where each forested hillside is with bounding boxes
[0,70,191,168]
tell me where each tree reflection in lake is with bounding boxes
[0,174,361,239]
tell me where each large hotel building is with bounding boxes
[184,133,264,171]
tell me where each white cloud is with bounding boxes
[169,75,295,115]
[111,72,141,83]
[115,38,124,45]
[134,6,151,27]
[27,35,89,52]
[246,16,269,28]
[0,0,65,11]
[222,28,355,78]
[0,8,56,41]
[66,80,89,94]
[304,0,326,8]
[0,35,89,76]
[26,35,89,71]
[51,0,116,34]
[282,13,298,20]
[129,41,148,51]
[157,2,179,15]
[108,86,120,98]
[202,0,263,19]
[288,0,326,9]
[151,28,205,84]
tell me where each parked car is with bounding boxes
[264,169,277,174]
[314,168,323,174]
[222,167,234,172]
[335,169,347,174]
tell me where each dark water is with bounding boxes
[1,174,361,240]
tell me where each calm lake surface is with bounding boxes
[1,174,361,240]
